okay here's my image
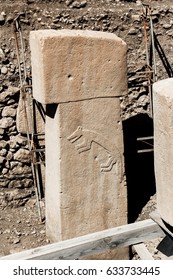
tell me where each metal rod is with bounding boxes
[137,136,154,141]
[13,16,43,222]
[13,20,23,88]
[142,4,153,118]
[33,162,45,165]
[32,148,45,152]
[137,149,154,153]
[149,8,157,82]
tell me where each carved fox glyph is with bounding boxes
[67,126,123,181]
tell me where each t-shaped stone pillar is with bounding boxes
[30,30,128,259]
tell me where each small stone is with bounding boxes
[6,14,14,23]
[80,0,87,8]
[11,164,31,175]
[3,229,10,234]
[0,128,5,135]
[0,117,14,129]
[7,86,20,96]
[0,180,10,188]
[10,161,20,169]
[14,148,31,163]
[0,140,8,149]
[66,0,74,6]
[2,107,16,118]
[0,48,5,60]
[20,19,30,25]
[128,28,138,35]
[138,95,148,105]
[0,156,5,164]
[0,92,10,102]
[163,23,172,29]
[13,238,20,244]
[39,200,45,208]
[71,1,81,8]
[8,179,32,189]
[6,151,13,161]
[9,126,17,135]
[2,168,8,175]
[1,66,8,75]
[0,14,5,25]
[16,135,28,146]
[131,15,141,22]
[8,180,23,189]
[8,137,19,150]
[22,179,33,188]
[4,48,10,54]
[0,149,7,157]
[50,23,61,29]
[52,18,60,24]
[9,100,17,108]
[10,65,16,73]
[10,51,15,59]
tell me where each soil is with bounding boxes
[0,198,47,257]
[0,0,172,259]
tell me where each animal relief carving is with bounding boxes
[67,126,123,180]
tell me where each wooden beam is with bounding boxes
[133,243,154,260]
[0,219,165,260]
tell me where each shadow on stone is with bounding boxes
[46,104,58,119]
[123,113,156,223]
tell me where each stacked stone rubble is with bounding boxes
[0,45,34,205]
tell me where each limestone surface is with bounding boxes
[153,78,173,227]
[30,29,128,259]
[30,29,127,104]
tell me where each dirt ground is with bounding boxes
[0,0,172,259]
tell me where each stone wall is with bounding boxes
[0,46,35,207]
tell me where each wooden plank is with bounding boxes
[133,243,154,260]
[0,219,165,260]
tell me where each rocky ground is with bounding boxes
[0,0,173,259]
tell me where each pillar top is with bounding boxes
[153,78,173,98]
[30,29,127,104]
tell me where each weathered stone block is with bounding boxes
[45,99,126,240]
[0,117,14,129]
[30,29,127,104]
[153,78,173,226]
[2,106,16,118]
[13,148,31,164]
